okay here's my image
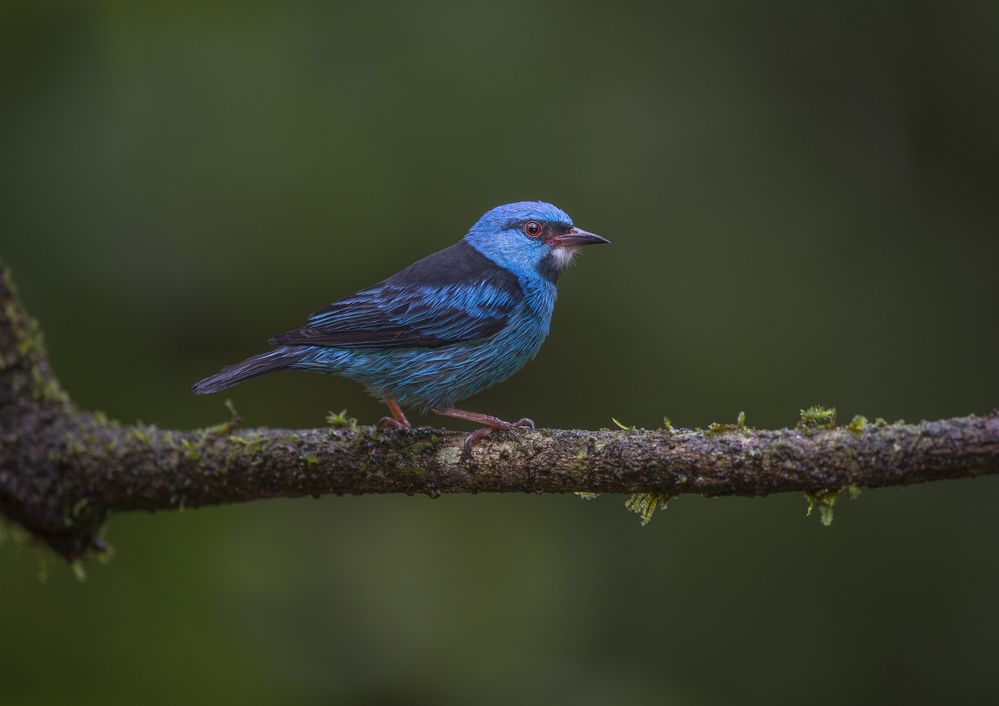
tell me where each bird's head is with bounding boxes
[464,201,610,283]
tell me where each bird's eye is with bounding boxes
[524,221,543,238]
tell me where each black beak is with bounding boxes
[548,227,611,247]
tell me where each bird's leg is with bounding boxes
[430,406,535,453]
[378,399,412,429]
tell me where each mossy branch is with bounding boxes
[2,256,998,562]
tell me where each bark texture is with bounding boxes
[2,257,998,562]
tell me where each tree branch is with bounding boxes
[2,256,998,562]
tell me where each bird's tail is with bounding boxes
[190,347,308,394]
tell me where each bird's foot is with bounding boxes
[377,417,411,430]
[462,418,535,453]
[379,399,412,430]
[429,406,534,453]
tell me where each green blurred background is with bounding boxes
[2,1,998,704]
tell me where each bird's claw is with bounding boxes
[378,417,411,430]
[463,427,494,454]
[462,417,535,454]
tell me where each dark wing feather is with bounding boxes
[269,241,524,349]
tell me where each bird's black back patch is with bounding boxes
[385,239,523,300]
[267,240,525,350]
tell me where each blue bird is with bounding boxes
[191,201,609,450]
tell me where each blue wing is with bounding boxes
[269,240,525,349]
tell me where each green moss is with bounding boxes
[326,409,359,431]
[180,438,201,461]
[847,415,869,432]
[203,399,244,436]
[805,489,838,526]
[230,432,266,447]
[575,492,600,500]
[41,376,68,405]
[625,492,676,526]
[799,405,837,429]
[611,418,635,432]
[161,431,180,451]
[707,410,749,435]
[14,317,43,357]
[127,427,150,444]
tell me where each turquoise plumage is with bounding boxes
[191,201,609,450]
